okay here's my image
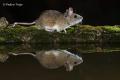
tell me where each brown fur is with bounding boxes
[36,10,68,28]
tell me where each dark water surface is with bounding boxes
[0,43,120,80]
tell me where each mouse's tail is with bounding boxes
[12,21,36,27]
[9,52,36,57]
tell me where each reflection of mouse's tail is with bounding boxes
[9,52,36,57]
[12,21,36,27]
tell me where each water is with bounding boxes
[0,43,120,80]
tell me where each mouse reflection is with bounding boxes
[8,50,83,71]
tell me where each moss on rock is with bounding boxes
[0,25,120,43]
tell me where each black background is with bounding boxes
[0,0,120,25]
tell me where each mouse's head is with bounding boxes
[64,53,83,71]
[64,7,83,27]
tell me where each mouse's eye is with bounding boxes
[74,61,77,64]
[74,15,77,18]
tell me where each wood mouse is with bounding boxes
[13,7,83,33]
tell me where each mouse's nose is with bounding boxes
[79,16,83,24]
[80,16,83,21]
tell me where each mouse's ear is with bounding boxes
[68,7,73,16]
[65,7,74,17]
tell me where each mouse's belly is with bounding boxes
[40,61,64,69]
[38,56,66,69]
[44,25,62,32]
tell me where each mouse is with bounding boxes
[13,7,83,33]
[9,49,83,71]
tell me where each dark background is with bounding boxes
[0,0,120,25]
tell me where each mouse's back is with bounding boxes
[35,10,68,31]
